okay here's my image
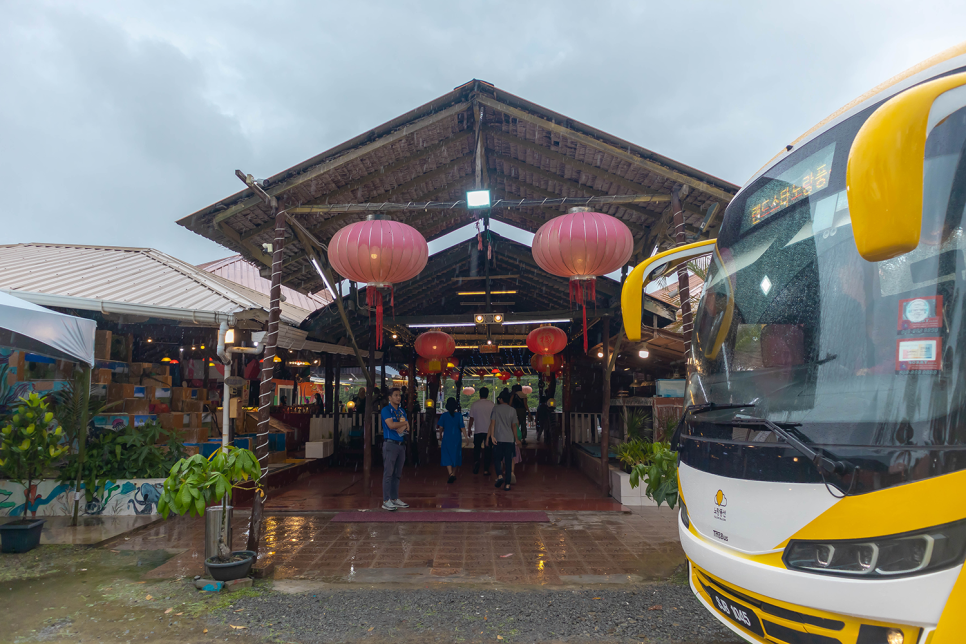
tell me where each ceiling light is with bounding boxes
[225,329,235,344]
[146,338,153,343]
[391,333,398,339]
[502,318,571,325]
[639,350,649,359]
[493,314,504,323]
[474,314,485,323]
[407,323,477,328]
[191,346,197,350]
[487,340,493,345]
[466,189,490,208]
[597,350,604,358]
[200,344,206,350]
[459,291,517,296]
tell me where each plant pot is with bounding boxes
[204,550,255,581]
[0,519,45,553]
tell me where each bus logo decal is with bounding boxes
[714,490,727,521]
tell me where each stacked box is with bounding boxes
[158,413,183,430]
[183,444,201,457]
[123,398,151,414]
[93,368,113,384]
[108,383,147,401]
[94,330,112,361]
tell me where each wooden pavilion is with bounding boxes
[177,79,738,516]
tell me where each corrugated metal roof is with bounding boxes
[197,255,330,312]
[0,243,308,325]
[650,274,705,307]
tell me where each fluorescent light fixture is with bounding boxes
[466,189,491,208]
[502,318,571,325]
[311,258,338,300]
[458,290,517,295]
[407,322,477,328]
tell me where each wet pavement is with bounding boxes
[112,508,684,586]
[263,459,624,512]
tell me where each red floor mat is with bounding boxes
[330,510,550,523]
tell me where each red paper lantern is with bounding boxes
[531,210,633,351]
[530,353,563,373]
[328,217,428,349]
[416,356,442,374]
[398,367,409,379]
[415,331,455,360]
[498,373,512,382]
[512,369,524,381]
[527,326,567,366]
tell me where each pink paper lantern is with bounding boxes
[328,217,428,348]
[531,210,632,350]
[462,387,476,396]
[522,385,532,395]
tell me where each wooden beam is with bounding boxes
[476,95,736,203]
[493,152,658,224]
[216,221,273,267]
[487,126,672,203]
[211,101,472,226]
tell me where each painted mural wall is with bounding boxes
[0,479,165,517]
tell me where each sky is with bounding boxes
[2,1,965,266]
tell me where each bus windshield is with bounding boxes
[686,102,966,489]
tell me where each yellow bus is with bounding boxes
[622,43,966,643]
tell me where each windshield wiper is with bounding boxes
[670,402,758,449]
[731,414,854,478]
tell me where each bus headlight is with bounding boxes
[784,518,966,578]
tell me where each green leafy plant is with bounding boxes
[158,447,261,561]
[51,381,119,450]
[616,438,650,468]
[627,440,679,509]
[0,394,68,522]
[622,407,652,442]
[58,420,187,502]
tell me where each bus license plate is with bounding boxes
[704,585,764,637]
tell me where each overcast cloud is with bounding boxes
[2,1,964,264]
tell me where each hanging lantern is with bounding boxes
[416,356,442,374]
[445,357,460,370]
[450,368,461,381]
[530,353,563,373]
[522,385,533,395]
[462,386,476,396]
[498,373,512,382]
[512,369,525,381]
[414,330,455,373]
[531,209,633,351]
[527,326,567,366]
[328,216,428,349]
[398,367,409,379]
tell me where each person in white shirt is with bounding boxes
[467,387,495,475]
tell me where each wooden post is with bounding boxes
[671,187,694,361]
[407,350,417,465]
[247,208,285,554]
[324,353,333,414]
[332,361,342,456]
[363,326,375,497]
[600,316,611,497]
[70,364,91,527]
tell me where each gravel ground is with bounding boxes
[209,585,743,644]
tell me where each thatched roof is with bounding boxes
[177,80,738,300]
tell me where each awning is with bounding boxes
[0,291,97,366]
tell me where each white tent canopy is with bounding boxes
[0,291,96,366]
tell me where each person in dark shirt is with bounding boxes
[536,396,552,446]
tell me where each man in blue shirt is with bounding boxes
[380,387,410,511]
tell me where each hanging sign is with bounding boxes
[479,344,499,354]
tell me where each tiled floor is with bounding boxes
[264,460,624,512]
[111,507,684,586]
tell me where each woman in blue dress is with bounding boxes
[437,397,467,484]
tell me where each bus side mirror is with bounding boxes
[847,72,966,261]
[620,240,717,341]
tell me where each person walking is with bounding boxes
[437,397,467,484]
[468,387,495,475]
[380,388,410,511]
[487,390,521,492]
[511,384,529,446]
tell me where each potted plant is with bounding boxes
[617,435,679,509]
[157,446,261,581]
[0,393,68,553]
